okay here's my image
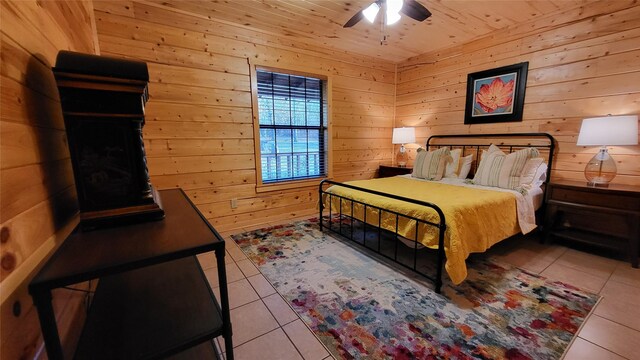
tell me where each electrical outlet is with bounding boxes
[230,198,238,209]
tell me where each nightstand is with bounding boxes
[378,165,413,178]
[544,180,640,267]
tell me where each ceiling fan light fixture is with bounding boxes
[386,11,401,25]
[387,0,404,14]
[342,0,429,28]
[363,3,380,23]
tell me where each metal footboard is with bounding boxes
[319,179,447,293]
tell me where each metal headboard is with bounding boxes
[425,133,556,185]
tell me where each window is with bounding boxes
[256,69,327,183]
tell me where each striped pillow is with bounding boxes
[473,147,505,187]
[472,144,503,185]
[413,147,451,180]
[473,146,539,189]
[499,147,540,189]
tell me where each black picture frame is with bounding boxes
[464,62,529,124]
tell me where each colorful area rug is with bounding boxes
[232,218,599,360]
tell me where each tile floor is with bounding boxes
[198,216,640,360]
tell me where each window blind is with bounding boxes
[257,70,327,183]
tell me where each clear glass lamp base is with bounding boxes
[584,147,617,187]
[396,145,408,167]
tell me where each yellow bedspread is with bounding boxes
[324,177,520,284]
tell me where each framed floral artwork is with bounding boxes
[464,62,529,124]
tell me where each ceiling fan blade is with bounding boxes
[401,0,432,22]
[343,9,365,28]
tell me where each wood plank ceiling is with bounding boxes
[150,0,588,62]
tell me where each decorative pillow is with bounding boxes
[519,158,547,189]
[519,158,543,187]
[412,148,428,178]
[473,146,540,189]
[445,149,462,178]
[412,147,451,181]
[474,144,502,167]
[486,144,502,155]
[457,154,473,179]
[499,147,540,189]
[473,144,504,185]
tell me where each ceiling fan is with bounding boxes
[343,0,432,28]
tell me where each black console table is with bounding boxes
[29,189,233,359]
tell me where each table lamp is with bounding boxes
[392,127,416,167]
[576,115,638,187]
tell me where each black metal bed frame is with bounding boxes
[318,133,555,294]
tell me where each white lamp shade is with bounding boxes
[577,115,638,146]
[392,127,416,144]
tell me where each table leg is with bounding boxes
[543,204,559,243]
[32,289,65,360]
[216,247,234,360]
[629,214,639,268]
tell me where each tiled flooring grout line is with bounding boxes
[225,276,248,286]
[229,234,327,360]
[590,313,640,333]
[576,336,631,360]
[279,322,311,360]
[225,298,279,349]
[607,277,640,289]
[538,246,568,275]
[600,266,616,292]
[250,327,305,359]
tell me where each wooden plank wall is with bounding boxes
[0,1,98,358]
[396,1,640,185]
[92,1,396,232]
[4,1,637,357]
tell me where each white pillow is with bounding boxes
[520,163,547,189]
[519,158,544,189]
[457,154,473,179]
[445,149,462,178]
[445,151,473,179]
[533,162,548,187]
[412,147,451,181]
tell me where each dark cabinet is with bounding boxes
[378,165,413,178]
[544,180,640,267]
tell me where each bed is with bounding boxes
[319,133,555,293]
